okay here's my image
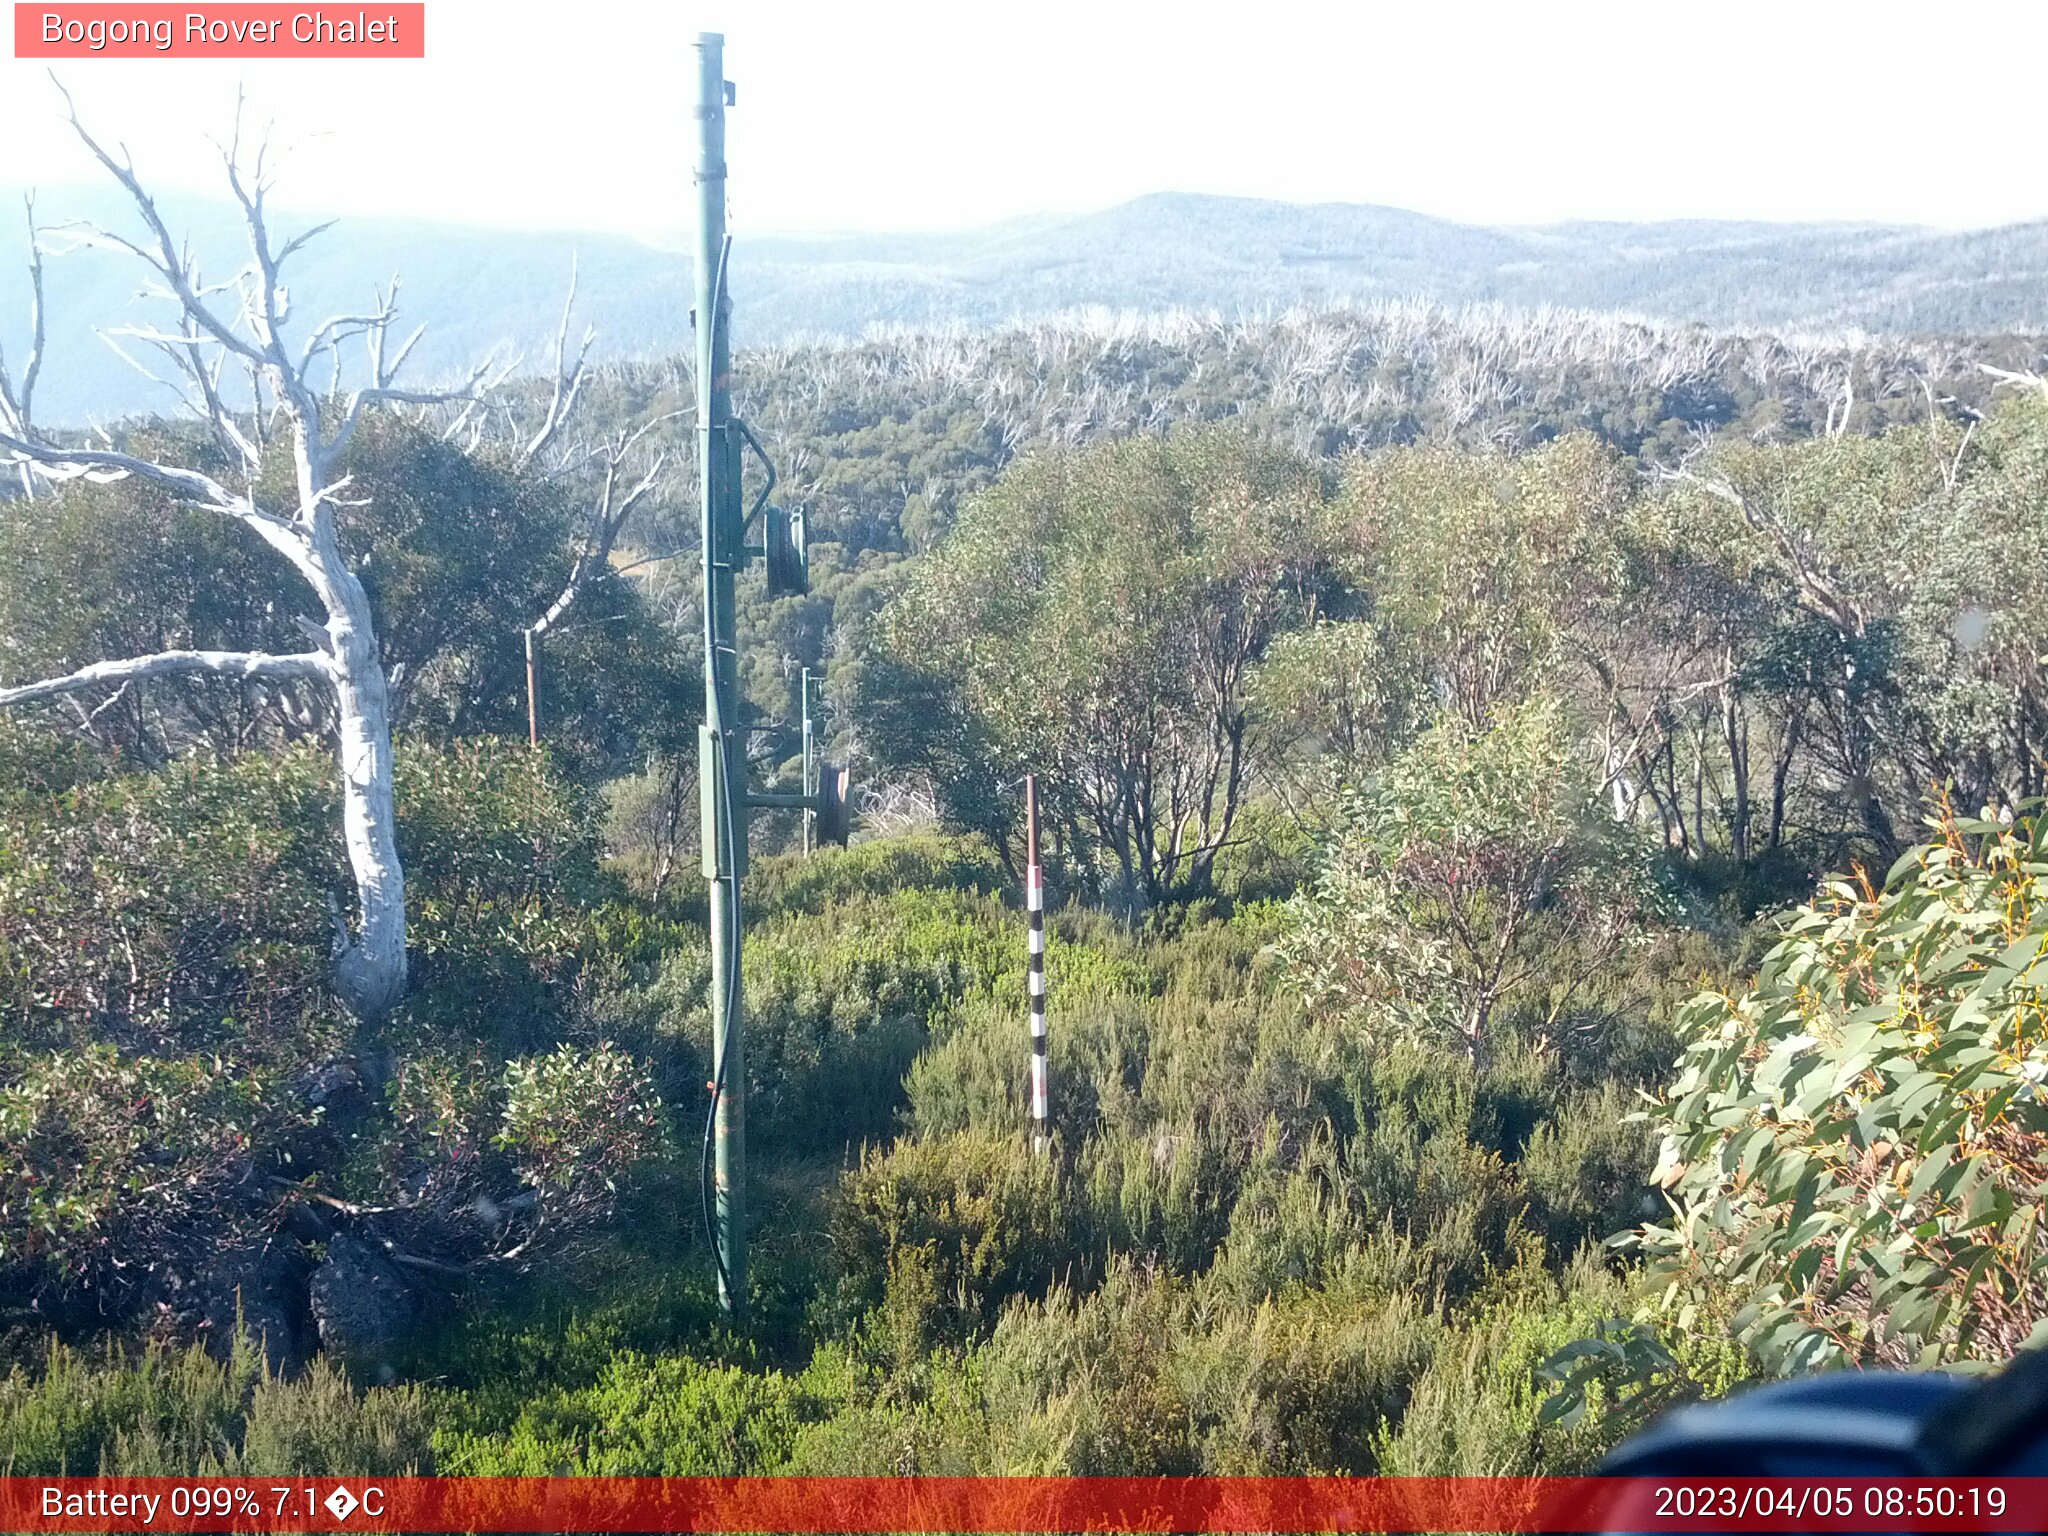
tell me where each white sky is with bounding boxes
[3,0,2044,241]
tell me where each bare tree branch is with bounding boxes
[328,369,493,464]
[516,258,595,470]
[610,547,691,577]
[1661,464,1866,637]
[0,193,48,497]
[1980,363,2048,396]
[0,193,45,438]
[47,76,269,371]
[275,218,338,268]
[0,425,281,522]
[528,415,681,643]
[297,300,393,376]
[0,649,329,709]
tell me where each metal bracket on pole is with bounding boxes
[700,724,746,880]
[745,761,852,848]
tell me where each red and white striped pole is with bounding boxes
[1025,774,1048,1152]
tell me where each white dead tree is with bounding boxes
[0,92,490,1023]
[519,420,675,742]
[0,194,46,498]
[488,268,679,747]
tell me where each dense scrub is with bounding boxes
[6,312,2047,1473]
[2,823,1752,1474]
[0,738,670,1363]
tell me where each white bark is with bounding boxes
[478,270,679,744]
[0,194,45,497]
[530,423,674,642]
[1662,463,1867,638]
[0,90,490,1023]
[513,258,595,473]
[0,649,328,708]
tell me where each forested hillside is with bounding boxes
[8,184,2048,422]
[579,303,2044,795]
[5,158,2048,1476]
[740,193,2048,339]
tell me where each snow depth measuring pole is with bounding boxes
[693,32,855,1316]
[1025,775,1048,1150]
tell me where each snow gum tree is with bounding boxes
[0,94,492,1022]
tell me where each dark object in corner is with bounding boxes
[307,1233,420,1383]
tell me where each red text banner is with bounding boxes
[14,5,424,57]
[2,1476,2045,1533]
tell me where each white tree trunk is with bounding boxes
[0,91,496,1024]
[326,562,408,1019]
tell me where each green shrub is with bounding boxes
[977,1258,1439,1475]
[781,1343,993,1475]
[1204,1138,1368,1302]
[497,1042,670,1224]
[436,1352,810,1475]
[0,736,666,1317]
[1174,1282,1440,1473]
[1075,1120,1238,1275]
[909,988,1174,1142]
[390,738,607,1053]
[833,1131,1074,1357]
[1279,699,1661,1069]
[902,996,1040,1138]
[0,1333,430,1475]
[0,746,339,1054]
[0,1047,305,1295]
[1372,1255,1632,1475]
[236,1361,437,1476]
[747,836,1008,918]
[980,1262,1202,1475]
[1520,1083,1657,1256]
[599,755,694,901]
[1625,803,2048,1372]
[621,882,1029,1157]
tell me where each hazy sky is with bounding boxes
[3,0,2044,241]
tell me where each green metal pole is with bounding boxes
[693,30,745,1316]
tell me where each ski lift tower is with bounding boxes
[692,32,855,1317]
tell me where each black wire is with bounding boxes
[698,612,742,1314]
[697,699,741,1311]
[700,800,739,1312]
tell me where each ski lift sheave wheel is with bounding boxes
[765,504,808,596]
[816,761,853,847]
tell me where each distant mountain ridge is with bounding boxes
[4,188,2046,423]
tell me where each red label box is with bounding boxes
[14,3,425,57]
